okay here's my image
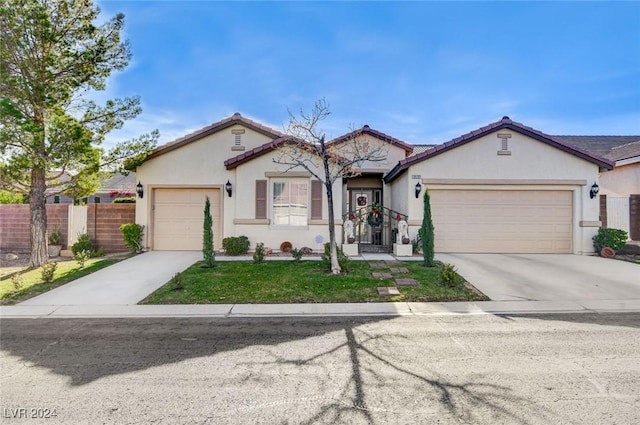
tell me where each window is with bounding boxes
[272,180,308,226]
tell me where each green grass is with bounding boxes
[141,260,488,304]
[0,258,123,305]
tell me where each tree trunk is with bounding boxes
[30,166,48,267]
[325,181,341,274]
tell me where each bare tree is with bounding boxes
[273,99,387,274]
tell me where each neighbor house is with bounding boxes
[134,114,615,255]
[558,136,640,239]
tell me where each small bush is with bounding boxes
[94,247,106,257]
[291,248,304,263]
[41,262,57,283]
[11,273,23,290]
[113,197,136,203]
[72,233,94,256]
[321,242,350,273]
[48,226,62,245]
[171,272,184,291]
[74,250,90,268]
[440,263,459,287]
[253,242,266,264]
[120,223,145,253]
[222,236,250,255]
[593,228,628,254]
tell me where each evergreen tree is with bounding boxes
[0,0,157,266]
[203,196,215,267]
[421,189,435,267]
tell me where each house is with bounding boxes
[134,114,614,255]
[45,172,137,204]
[558,136,640,239]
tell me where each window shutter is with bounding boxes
[255,180,267,219]
[311,180,323,220]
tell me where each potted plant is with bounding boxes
[48,226,62,257]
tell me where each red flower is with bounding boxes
[396,214,402,221]
[348,214,355,220]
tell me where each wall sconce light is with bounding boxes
[136,182,144,199]
[415,181,422,199]
[225,180,232,197]
[589,182,599,199]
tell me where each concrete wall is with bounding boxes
[399,130,602,254]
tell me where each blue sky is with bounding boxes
[97,1,640,149]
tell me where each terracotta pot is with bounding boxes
[600,247,616,258]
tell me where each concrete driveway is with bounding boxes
[20,251,201,306]
[437,253,640,301]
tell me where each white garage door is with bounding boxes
[430,190,572,253]
[153,188,222,251]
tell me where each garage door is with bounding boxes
[153,188,222,251]
[430,190,572,253]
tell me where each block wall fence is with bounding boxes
[0,204,135,253]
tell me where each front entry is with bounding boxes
[349,189,383,246]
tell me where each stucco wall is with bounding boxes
[399,130,602,254]
[136,123,342,251]
[600,162,640,197]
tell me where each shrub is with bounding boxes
[41,262,57,283]
[48,226,62,245]
[291,247,304,263]
[120,223,145,253]
[222,236,250,255]
[440,263,459,287]
[253,242,266,264]
[321,242,350,273]
[74,250,90,268]
[72,233,93,256]
[112,197,136,203]
[593,228,628,254]
[11,273,23,290]
[171,272,184,291]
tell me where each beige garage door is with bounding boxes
[153,188,222,251]
[430,190,572,253]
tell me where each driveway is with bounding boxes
[437,254,640,301]
[19,251,201,306]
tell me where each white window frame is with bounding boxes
[270,178,309,227]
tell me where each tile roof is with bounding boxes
[384,116,615,183]
[607,140,640,162]
[327,125,414,153]
[224,137,291,170]
[553,136,640,158]
[407,144,437,157]
[145,113,284,162]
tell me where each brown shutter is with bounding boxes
[311,180,323,220]
[255,180,267,219]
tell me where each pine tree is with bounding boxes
[203,196,215,267]
[421,189,435,267]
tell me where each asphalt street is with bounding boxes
[1,314,639,424]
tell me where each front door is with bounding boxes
[349,189,382,245]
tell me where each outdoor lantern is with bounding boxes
[136,182,144,199]
[415,181,422,199]
[225,180,232,197]
[590,182,599,199]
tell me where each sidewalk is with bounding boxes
[3,299,640,319]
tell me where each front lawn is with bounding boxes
[141,260,488,304]
[0,257,123,305]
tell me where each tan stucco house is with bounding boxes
[135,114,614,255]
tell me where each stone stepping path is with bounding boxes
[377,287,400,296]
[369,262,388,269]
[395,278,417,287]
[372,272,393,279]
[390,267,409,274]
